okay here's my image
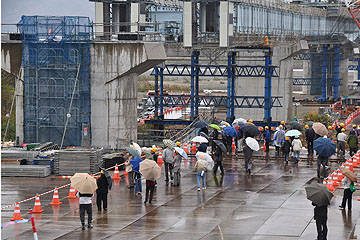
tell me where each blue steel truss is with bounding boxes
[293,78,342,86]
[349,65,359,70]
[293,52,314,60]
[143,95,282,108]
[151,65,279,77]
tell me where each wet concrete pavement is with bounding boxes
[2,150,360,239]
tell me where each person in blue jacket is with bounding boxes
[264,126,271,153]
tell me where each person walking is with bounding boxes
[151,147,158,163]
[198,142,207,153]
[134,171,142,196]
[243,140,253,175]
[76,191,94,230]
[353,125,360,137]
[124,154,134,189]
[96,169,110,211]
[213,136,224,175]
[339,176,354,210]
[337,128,347,156]
[305,125,315,156]
[173,150,182,186]
[291,136,302,164]
[264,126,271,153]
[273,125,285,155]
[327,126,333,140]
[348,130,359,157]
[312,202,328,240]
[283,137,291,164]
[335,123,344,136]
[144,179,156,204]
[162,147,174,183]
[194,154,207,191]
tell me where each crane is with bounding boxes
[345,0,360,29]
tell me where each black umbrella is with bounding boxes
[101,168,113,190]
[200,132,210,140]
[193,120,209,128]
[305,182,333,206]
[214,140,227,153]
[242,125,260,138]
[290,121,302,131]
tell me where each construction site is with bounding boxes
[2,0,360,239]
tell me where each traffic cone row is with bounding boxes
[50,188,62,205]
[32,194,44,213]
[191,142,197,154]
[67,187,77,199]
[184,141,189,154]
[10,202,24,221]
[112,164,121,180]
[158,151,163,163]
[231,138,236,154]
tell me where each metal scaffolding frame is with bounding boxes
[18,16,93,146]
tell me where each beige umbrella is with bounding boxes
[70,173,98,194]
[340,167,357,182]
[312,122,328,137]
[139,159,161,181]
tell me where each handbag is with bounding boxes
[350,182,356,193]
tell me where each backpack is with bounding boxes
[348,135,358,148]
[350,182,356,193]
[195,159,207,172]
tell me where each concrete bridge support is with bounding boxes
[90,42,165,149]
[235,40,308,122]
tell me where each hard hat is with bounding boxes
[305,125,309,129]
[285,136,290,141]
[249,119,253,123]
[100,170,104,174]
[281,121,285,125]
[176,141,181,146]
[152,147,157,152]
[279,125,283,129]
[340,123,344,127]
[328,126,332,130]
[265,126,269,130]
[353,124,356,128]
[341,128,345,132]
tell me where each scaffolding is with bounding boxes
[18,16,93,146]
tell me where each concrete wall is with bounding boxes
[1,42,24,143]
[235,40,308,122]
[90,42,165,149]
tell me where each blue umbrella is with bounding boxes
[314,137,336,157]
[125,147,140,158]
[224,126,238,138]
[130,157,143,172]
[175,147,188,159]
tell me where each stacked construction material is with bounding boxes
[54,148,103,176]
[2,165,50,177]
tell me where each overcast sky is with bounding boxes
[2,0,95,32]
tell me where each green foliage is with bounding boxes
[303,112,332,126]
[1,70,16,141]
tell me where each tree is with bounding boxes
[1,70,16,141]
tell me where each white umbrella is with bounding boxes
[130,142,142,155]
[191,136,209,143]
[245,137,260,151]
[196,152,214,170]
[232,118,246,127]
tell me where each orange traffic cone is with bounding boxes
[32,194,44,213]
[184,141,189,154]
[112,164,121,180]
[327,176,334,191]
[158,151,163,163]
[10,202,24,221]
[191,142,197,154]
[353,154,359,167]
[263,141,266,152]
[232,138,236,154]
[348,159,354,171]
[67,187,77,199]
[50,188,63,205]
[332,173,339,187]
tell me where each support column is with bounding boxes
[321,45,328,100]
[195,51,200,117]
[160,66,164,118]
[154,68,159,119]
[231,52,236,118]
[190,51,195,120]
[264,49,272,123]
[358,58,360,81]
[227,53,232,119]
[333,46,340,100]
